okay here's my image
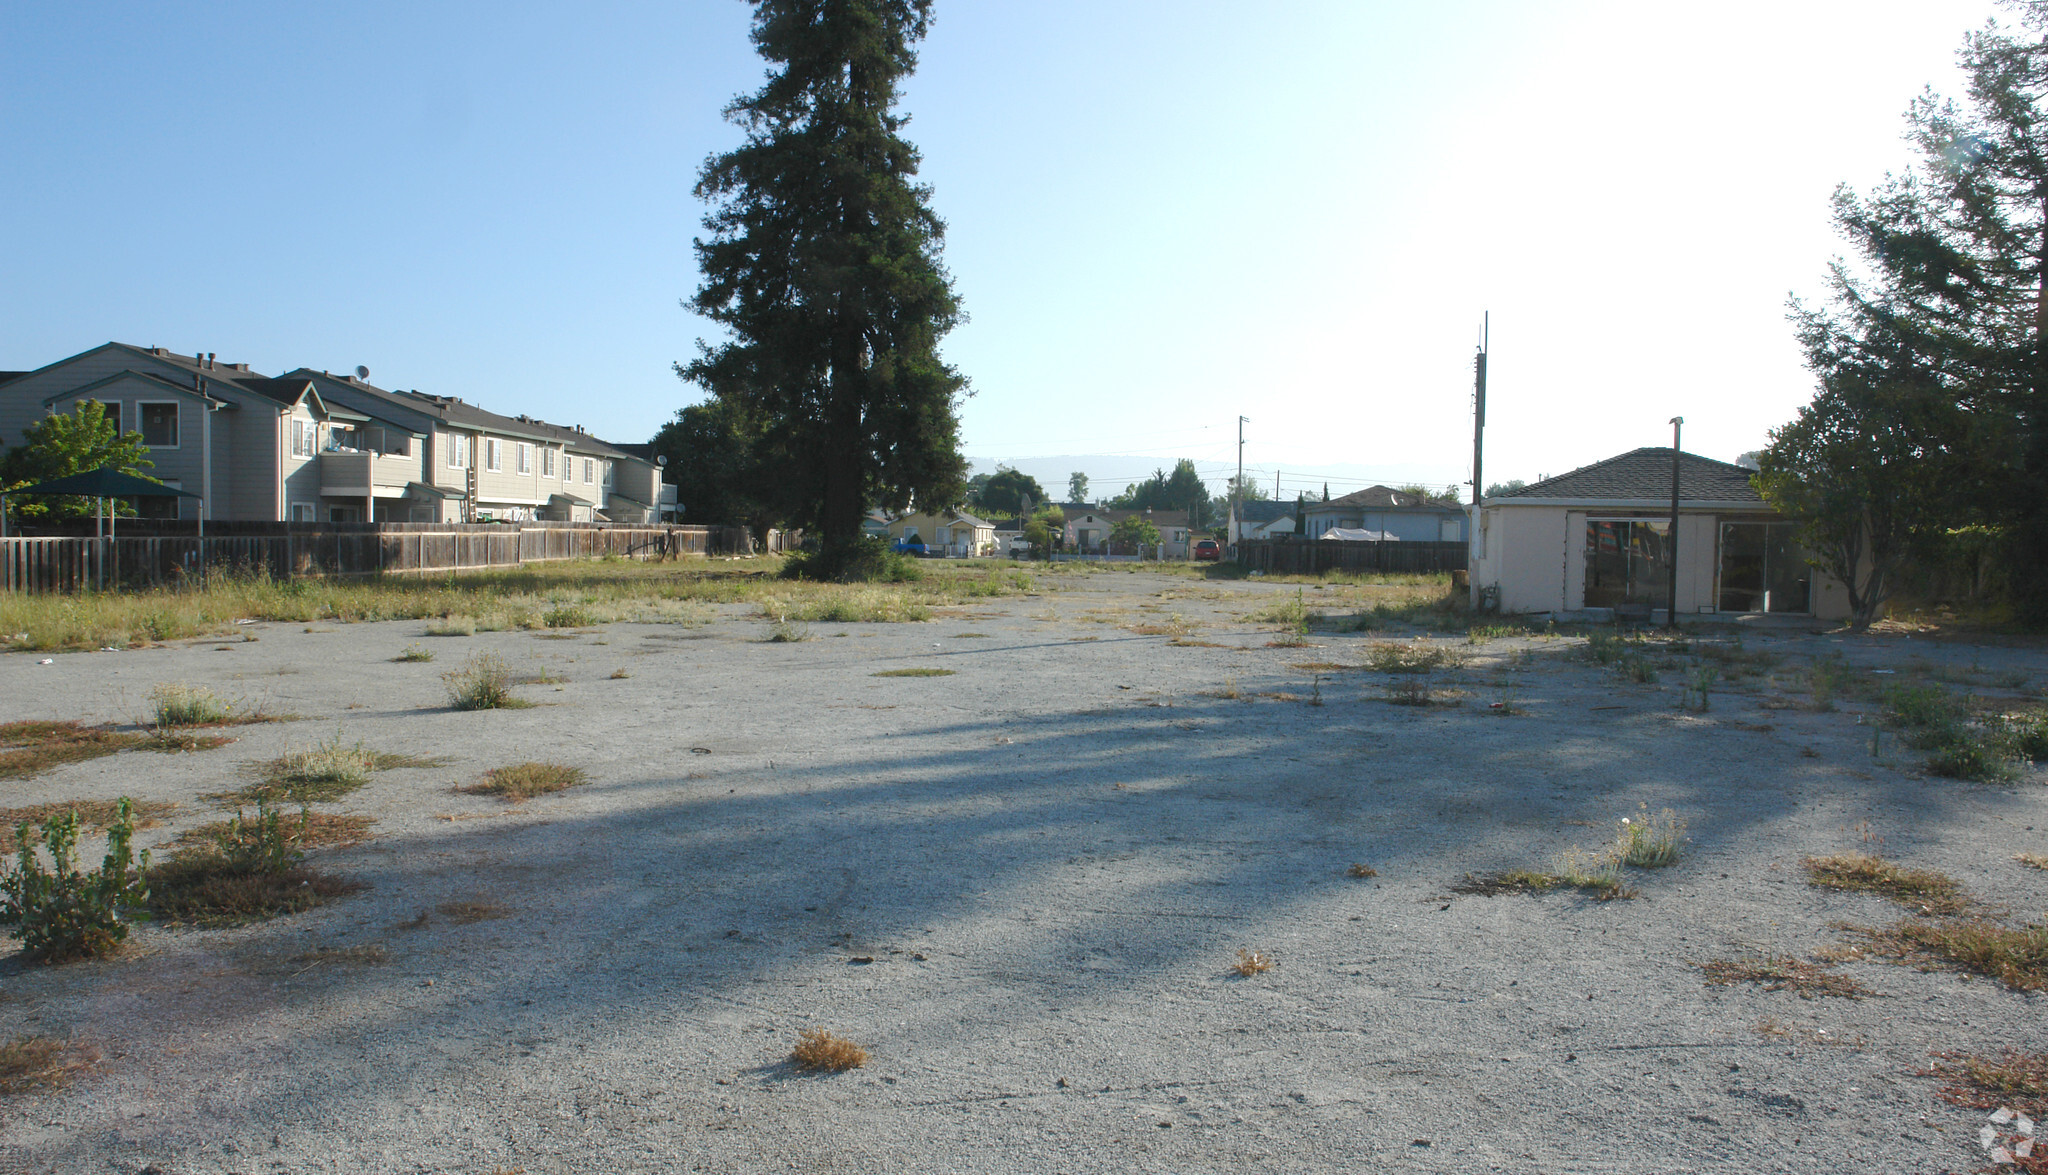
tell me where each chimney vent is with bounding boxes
[207,352,215,370]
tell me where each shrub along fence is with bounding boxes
[1236,538,1467,575]
[0,522,774,593]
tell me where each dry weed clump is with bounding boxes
[0,799,167,834]
[1697,957,1872,999]
[462,762,588,802]
[437,899,510,924]
[1803,854,1968,915]
[1837,920,2048,991]
[175,812,373,853]
[148,802,363,927]
[871,668,953,678]
[1233,949,1274,976]
[2019,853,2048,872]
[1345,863,1378,878]
[0,721,147,780]
[1614,805,1686,867]
[146,683,274,728]
[1365,641,1464,674]
[1928,1049,2048,1117]
[393,643,435,662]
[0,1036,95,1095]
[790,1028,868,1072]
[443,652,532,710]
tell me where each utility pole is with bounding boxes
[1233,415,1248,550]
[1667,417,1683,629]
[1471,313,1488,506]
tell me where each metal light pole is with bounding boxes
[1667,417,1683,629]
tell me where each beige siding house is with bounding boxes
[1468,448,1852,622]
[887,510,995,556]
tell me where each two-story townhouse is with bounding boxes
[0,343,402,522]
[3,343,664,526]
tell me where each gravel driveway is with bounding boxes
[1,569,2044,1174]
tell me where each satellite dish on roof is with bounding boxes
[355,365,370,381]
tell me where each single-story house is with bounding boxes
[1468,447,1851,621]
[1058,507,1192,557]
[1227,499,1297,545]
[1303,486,1467,543]
[887,510,995,557]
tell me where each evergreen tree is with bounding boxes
[1066,471,1088,503]
[1774,3,2048,619]
[682,0,967,576]
[649,398,784,539]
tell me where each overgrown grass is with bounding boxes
[1804,853,1968,914]
[1452,859,1635,901]
[393,643,435,662]
[0,560,1033,652]
[148,684,233,727]
[790,1028,868,1072]
[1697,956,1872,999]
[872,668,954,678]
[1880,681,2034,782]
[461,762,587,801]
[0,721,147,780]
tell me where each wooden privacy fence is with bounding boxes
[1237,538,1467,576]
[0,523,768,593]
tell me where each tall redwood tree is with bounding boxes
[681,0,967,574]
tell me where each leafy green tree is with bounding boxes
[0,401,154,521]
[1111,458,1208,514]
[1789,4,2048,620]
[972,467,1043,518]
[1066,471,1088,503]
[1109,515,1161,554]
[1483,479,1527,498]
[682,0,967,577]
[1023,503,1065,556]
[649,399,784,539]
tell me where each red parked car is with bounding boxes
[1192,539,1222,561]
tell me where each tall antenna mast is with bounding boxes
[1471,313,1489,507]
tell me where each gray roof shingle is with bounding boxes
[1495,448,1761,504]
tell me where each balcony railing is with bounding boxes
[320,449,424,496]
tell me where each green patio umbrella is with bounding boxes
[5,466,201,589]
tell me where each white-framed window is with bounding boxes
[290,502,314,522]
[291,419,317,457]
[484,438,501,472]
[582,458,593,484]
[138,402,179,448]
[447,433,469,468]
[602,460,614,487]
[542,447,555,477]
[517,443,531,474]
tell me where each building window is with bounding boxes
[447,434,469,468]
[290,502,314,522]
[602,460,613,487]
[291,419,317,457]
[542,447,555,477]
[582,458,593,484]
[1584,520,1670,609]
[138,402,179,448]
[484,438,501,472]
[517,443,531,474]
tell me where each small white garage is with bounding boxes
[1468,447,1853,622]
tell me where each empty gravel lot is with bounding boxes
[1,567,2044,1174]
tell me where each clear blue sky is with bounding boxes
[0,0,2003,500]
